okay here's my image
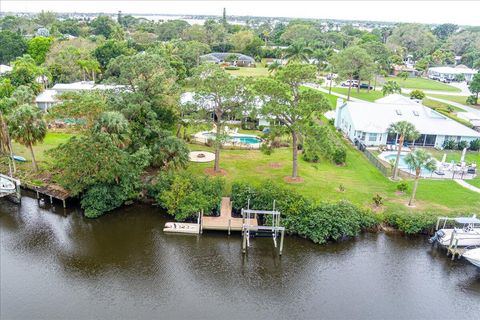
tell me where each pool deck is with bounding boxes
[202,197,257,232]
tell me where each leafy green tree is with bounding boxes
[267,61,282,74]
[254,64,331,179]
[190,63,247,172]
[151,134,189,170]
[93,39,134,70]
[77,58,101,81]
[92,111,131,148]
[90,16,117,39]
[409,89,425,100]
[8,104,47,171]
[280,23,319,45]
[468,73,480,101]
[35,11,57,27]
[175,40,210,73]
[155,20,190,41]
[386,24,437,58]
[404,149,436,206]
[397,71,409,81]
[0,31,27,64]
[8,55,46,93]
[11,85,36,105]
[285,43,313,63]
[332,46,374,100]
[27,36,54,64]
[382,81,402,96]
[433,23,458,41]
[387,121,420,180]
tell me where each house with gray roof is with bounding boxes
[200,52,256,67]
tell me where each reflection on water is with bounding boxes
[1,194,479,319]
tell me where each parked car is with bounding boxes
[340,80,358,87]
[326,73,338,80]
[359,83,373,90]
[439,78,451,83]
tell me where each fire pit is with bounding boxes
[188,151,215,163]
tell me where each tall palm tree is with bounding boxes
[8,104,47,171]
[387,121,419,180]
[284,43,313,63]
[404,149,436,206]
[92,111,130,148]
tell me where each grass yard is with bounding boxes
[186,142,480,215]
[426,94,480,111]
[421,98,472,128]
[225,67,269,77]
[329,87,384,102]
[385,77,461,92]
[11,132,75,163]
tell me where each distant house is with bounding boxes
[264,58,288,66]
[334,94,480,147]
[200,52,256,67]
[427,65,477,82]
[35,81,125,112]
[0,64,12,75]
[391,64,418,77]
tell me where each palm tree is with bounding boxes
[382,81,402,96]
[267,61,282,74]
[284,43,313,63]
[404,149,436,206]
[8,104,47,171]
[92,111,130,148]
[387,121,419,180]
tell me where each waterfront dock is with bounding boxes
[201,197,258,233]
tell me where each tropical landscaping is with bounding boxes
[1,11,480,242]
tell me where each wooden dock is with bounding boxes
[202,197,257,233]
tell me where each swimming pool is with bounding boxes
[380,152,438,177]
[201,132,262,145]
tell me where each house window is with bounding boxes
[369,133,377,142]
[361,132,366,141]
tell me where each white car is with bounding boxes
[340,80,358,87]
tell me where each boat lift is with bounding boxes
[241,200,285,255]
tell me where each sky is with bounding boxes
[1,1,480,26]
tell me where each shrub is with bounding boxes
[155,173,224,221]
[333,148,347,165]
[466,95,478,105]
[224,66,240,70]
[260,143,273,155]
[372,194,383,207]
[231,181,377,244]
[396,182,408,192]
[409,89,425,100]
[443,139,457,150]
[470,139,480,151]
[457,140,468,150]
[384,211,438,234]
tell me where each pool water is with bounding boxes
[202,132,262,144]
[383,154,436,176]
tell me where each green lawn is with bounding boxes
[329,87,384,102]
[421,98,472,128]
[186,142,480,214]
[225,67,269,77]
[385,77,461,92]
[426,94,480,111]
[11,132,75,163]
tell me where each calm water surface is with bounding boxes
[1,194,479,319]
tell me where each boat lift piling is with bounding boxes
[241,199,285,255]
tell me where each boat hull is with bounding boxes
[463,248,480,268]
[163,222,199,234]
[0,178,16,192]
[437,228,480,247]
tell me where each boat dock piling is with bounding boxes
[34,184,70,208]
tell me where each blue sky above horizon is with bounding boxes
[2,1,480,26]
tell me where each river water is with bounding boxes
[1,194,479,319]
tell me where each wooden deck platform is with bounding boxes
[202,197,257,232]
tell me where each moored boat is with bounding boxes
[463,248,480,268]
[0,177,16,192]
[430,216,480,248]
[163,222,199,234]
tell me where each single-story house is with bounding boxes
[391,64,418,77]
[457,112,480,131]
[427,65,477,82]
[200,53,256,67]
[0,64,12,75]
[334,94,480,148]
[35,81,125,112]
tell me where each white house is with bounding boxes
[334,94,480,148]
[35,81,125,112]
[0,64,12,75]
[428,65,477,82]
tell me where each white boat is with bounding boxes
[430,216,480,247]
[0,177,16,193]
[463,248,480,268]
[163,222,199,234]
